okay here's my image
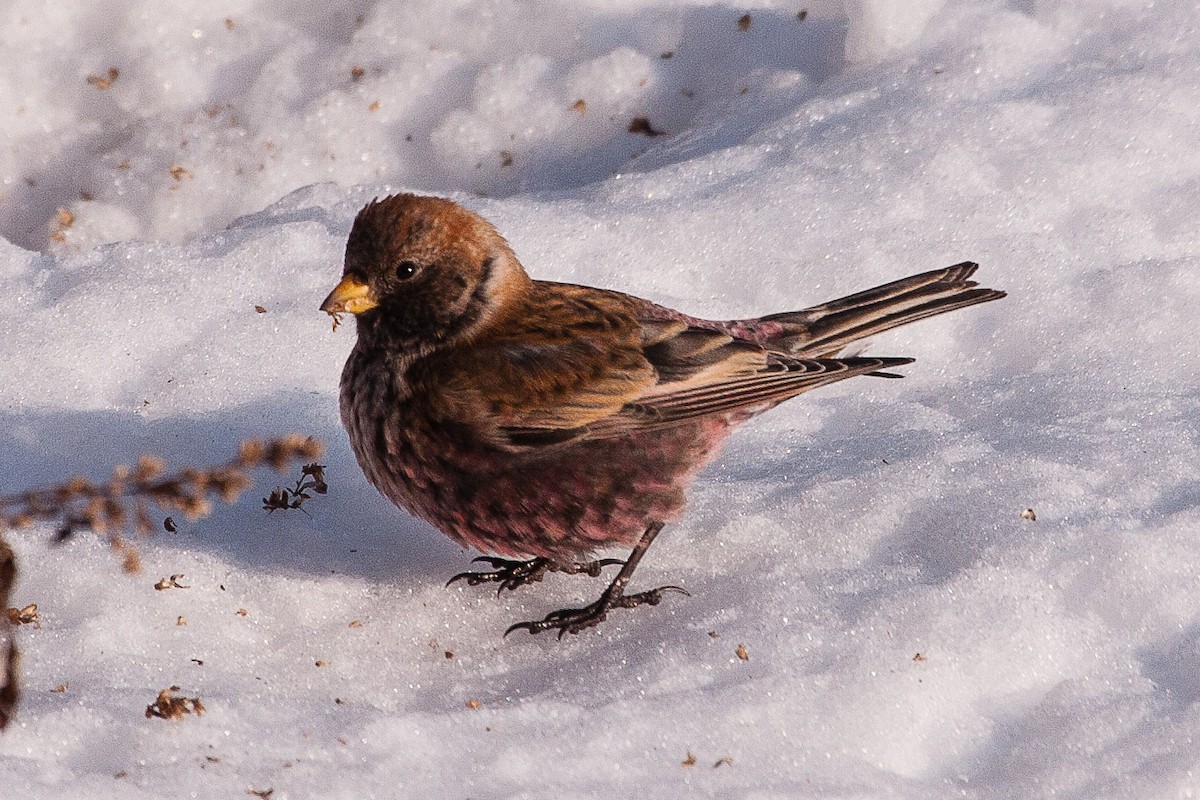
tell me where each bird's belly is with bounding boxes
[346,398,730,562]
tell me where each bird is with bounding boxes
[321,193,1005,638]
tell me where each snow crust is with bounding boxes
[3,0,1199,797]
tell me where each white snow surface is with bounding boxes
[2,0,1199,797]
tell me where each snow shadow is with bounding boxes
[0,395,461,584]
[1138,623,1200,711]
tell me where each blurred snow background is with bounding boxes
[2,0,1199,797]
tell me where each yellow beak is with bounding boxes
[320,274,379,315]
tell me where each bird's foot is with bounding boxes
[446,556,623,595]
[505,584,688,639]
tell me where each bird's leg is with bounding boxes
[505,522,687,638]
[447,555,623,595]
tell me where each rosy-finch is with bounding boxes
[321,194,1004,637]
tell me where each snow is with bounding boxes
[2,0,1199,797]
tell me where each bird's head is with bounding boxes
[321,194,529,347]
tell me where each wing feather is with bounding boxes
[485,292,914,448]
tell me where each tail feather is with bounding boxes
[751,262,1005,357]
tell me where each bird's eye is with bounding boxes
[395,260,419,280]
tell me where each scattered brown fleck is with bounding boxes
[1020,507,1037,521]
[737,13,752,31]
[660,51,675,59]
[236,608,249,617]
[315,660,328,668]
[797,9,808,21]
[206,756,221,763]
[708,630,719,639]
[444,650,454,660]
[682,751,697,767]
[499,150,513,168]
[169,165,193,182]
[51,683,68,693]
[247,789,273,799]
[735,643,749,661]
[86,67,120,90]
[351,66,365,82]
[154,574,188,591]
[145,687,205,720]
[714,756,734,768]
[176,616,187,626]
[628,116,665,137]
[254,305,267,314]
[115,770,128,779]
[50,207,75,243]
[466,698,481,709]
[368,100,381,112]
[913,652,927,662]
[348,620,363,628]
[335,697,345,705]
[80,190,94,201]
[224,18,235,31]
[572,99,586,113]
[7,604,39,625]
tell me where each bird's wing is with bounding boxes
[470,289,912,449]
[466,335,657,433]
[584,328,913,438]
[440,283,658,447]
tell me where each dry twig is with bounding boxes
[263,463,328,513]
[0,434,324,732]
[0,435,323,570]
[0,539,16,731]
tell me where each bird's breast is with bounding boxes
[339,345,489,517]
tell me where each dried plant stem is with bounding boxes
[0,537,16,731]
[1,435,324,565]
[0,434,325,731]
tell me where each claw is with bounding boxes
[580,558,624,576]
[618,585,689,606]
[501,522,680,638]
[447,558,548,592]
[505,583,687,638]
[446,555,623,594]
